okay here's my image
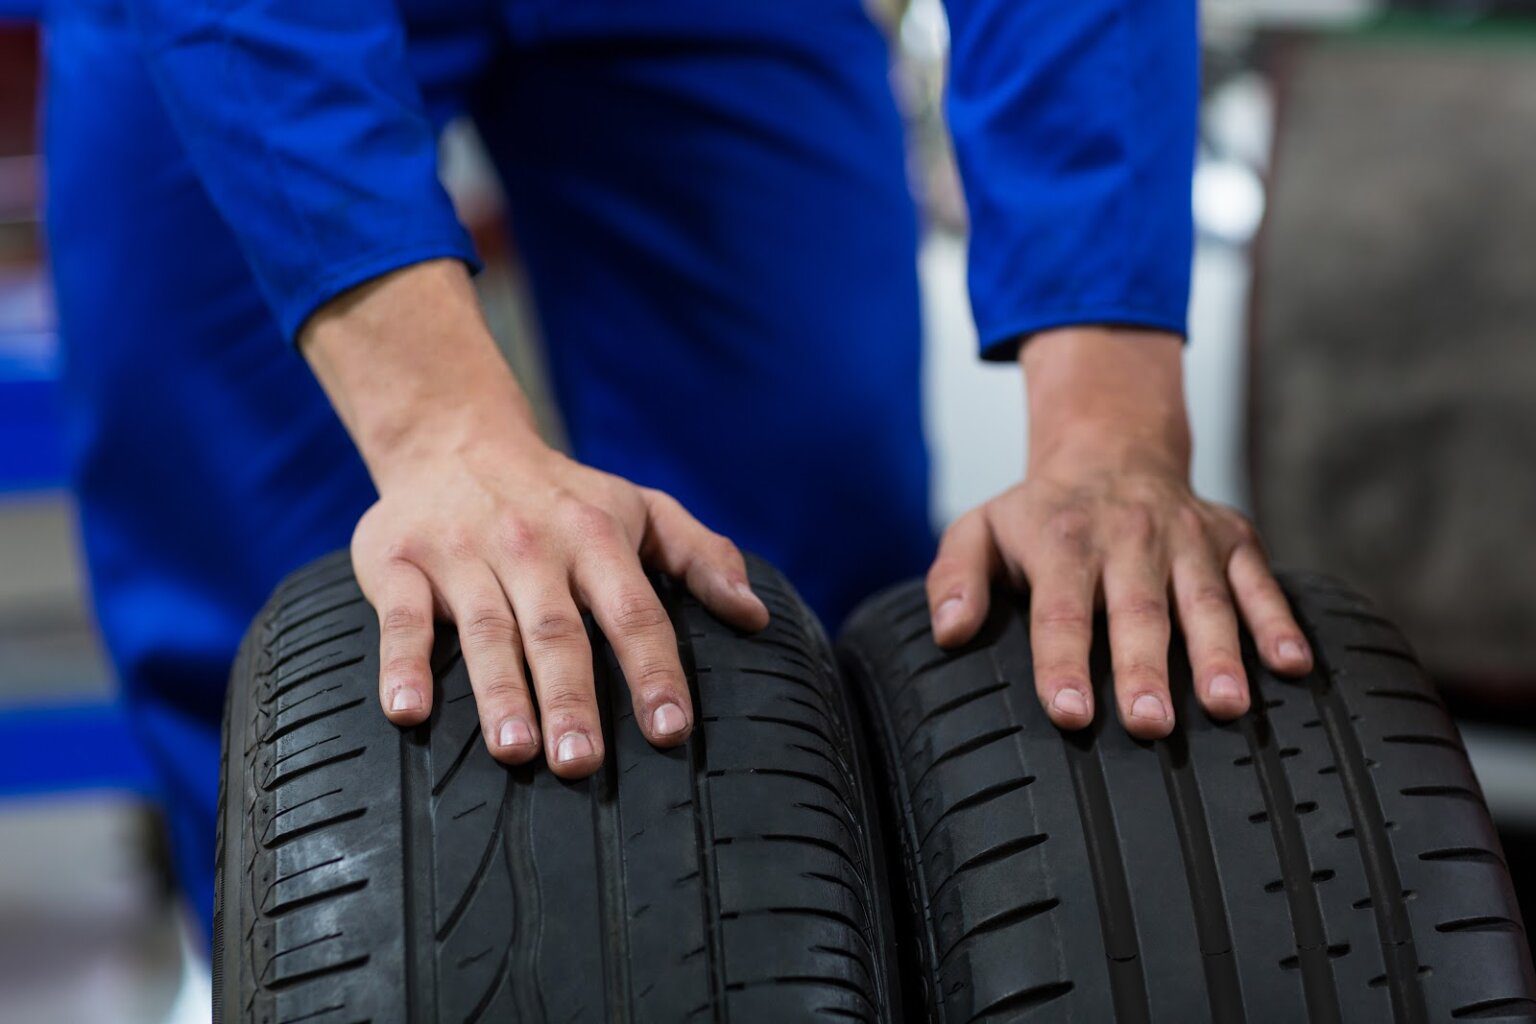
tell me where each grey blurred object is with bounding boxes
[0,799,192,1024]
[1250,27,1536,689]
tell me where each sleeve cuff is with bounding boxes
[976,306,1189,363]
[279,237,483,345]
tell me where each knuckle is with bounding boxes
[382,655,425,680]
[442,526,477,561]
[629,658,682,692]
[1114,504,1158,546]
[1185,584,1233,615]
[1118,662,1169,689]
[566,501,618,542]
[1035,658,1088,684]
[1241,574,1288,607]
[383,536,429,567]
[926,555,965,584]
[1113,594,1167,621]
[526,612,585,650]
[464,609,517,647]
[1202,654,1245,676]
[382,604,429,635]
[1176,504,1207,537]
[709,535,743,567]
[1229,515,1261,547]
[610,594,669,634]
[1045,508,1093,549]
[496,516,540,560]
[1033,601,1092,632]
[478,677,529,706]
[1255,611,1299,637]
[538,682,593,717]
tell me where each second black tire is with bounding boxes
[840,574,1536,1023]
[215,552,898,1023]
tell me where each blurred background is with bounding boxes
[2,0,1534,1020]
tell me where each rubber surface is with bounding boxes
[215,551,897,1023]
[839,572,1536,1023]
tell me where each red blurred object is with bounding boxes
[0,25,38,155]
[0,23,40,262]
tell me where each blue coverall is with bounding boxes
[41,0,1196,943]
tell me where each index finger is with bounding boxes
[363,557,436,727]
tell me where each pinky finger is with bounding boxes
[372,561,437,726]
[1226,540,1313,677]
[639,487,768,631]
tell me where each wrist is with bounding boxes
[300,259,544,485]
[363,383,545,491]
[1020,326,1191,473]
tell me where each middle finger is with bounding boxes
[1103,517,1175,739]
[499,560,604,778]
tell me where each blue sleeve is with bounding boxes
[944,0,1199,360]
[125,0,479,342]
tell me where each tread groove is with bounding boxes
[430,721,480,797]
[505,765,546,1021]
[1344,644,1418,666]
[1241,668,1342,1024]
[1301,598,1429,1024]
[594,641,632,1022]
[1452,996,1536,1019]
[918,775,1035,846]
[1062,722,1151,1024]
[1158,728,1246,1022]
[909,726,1024,794]
[966,980,1074,1023]
[671,587,729,1024]
[938,898,1060,968]
[899,681,1011,750]
[1365,688,1444,708]
[434,777,509,943]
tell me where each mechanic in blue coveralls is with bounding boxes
[44,0,1317,940]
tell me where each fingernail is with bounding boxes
[555,731,594,764]
[652,702,688,737]
[1278,638,1308,663]
[497,718,534,749]
[934,596,965,634]
[1052,688,1089,717]
[1209,674,1243,701]
[391,688,422,713]
[1131,694,1168,721]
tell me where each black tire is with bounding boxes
[839,573,1536,1023]
[214,551,898,1024]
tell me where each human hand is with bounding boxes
[924,328,1313,739]
[301,260,768,777]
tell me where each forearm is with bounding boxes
[299,259,542,490]
[1021,327,1190,475]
